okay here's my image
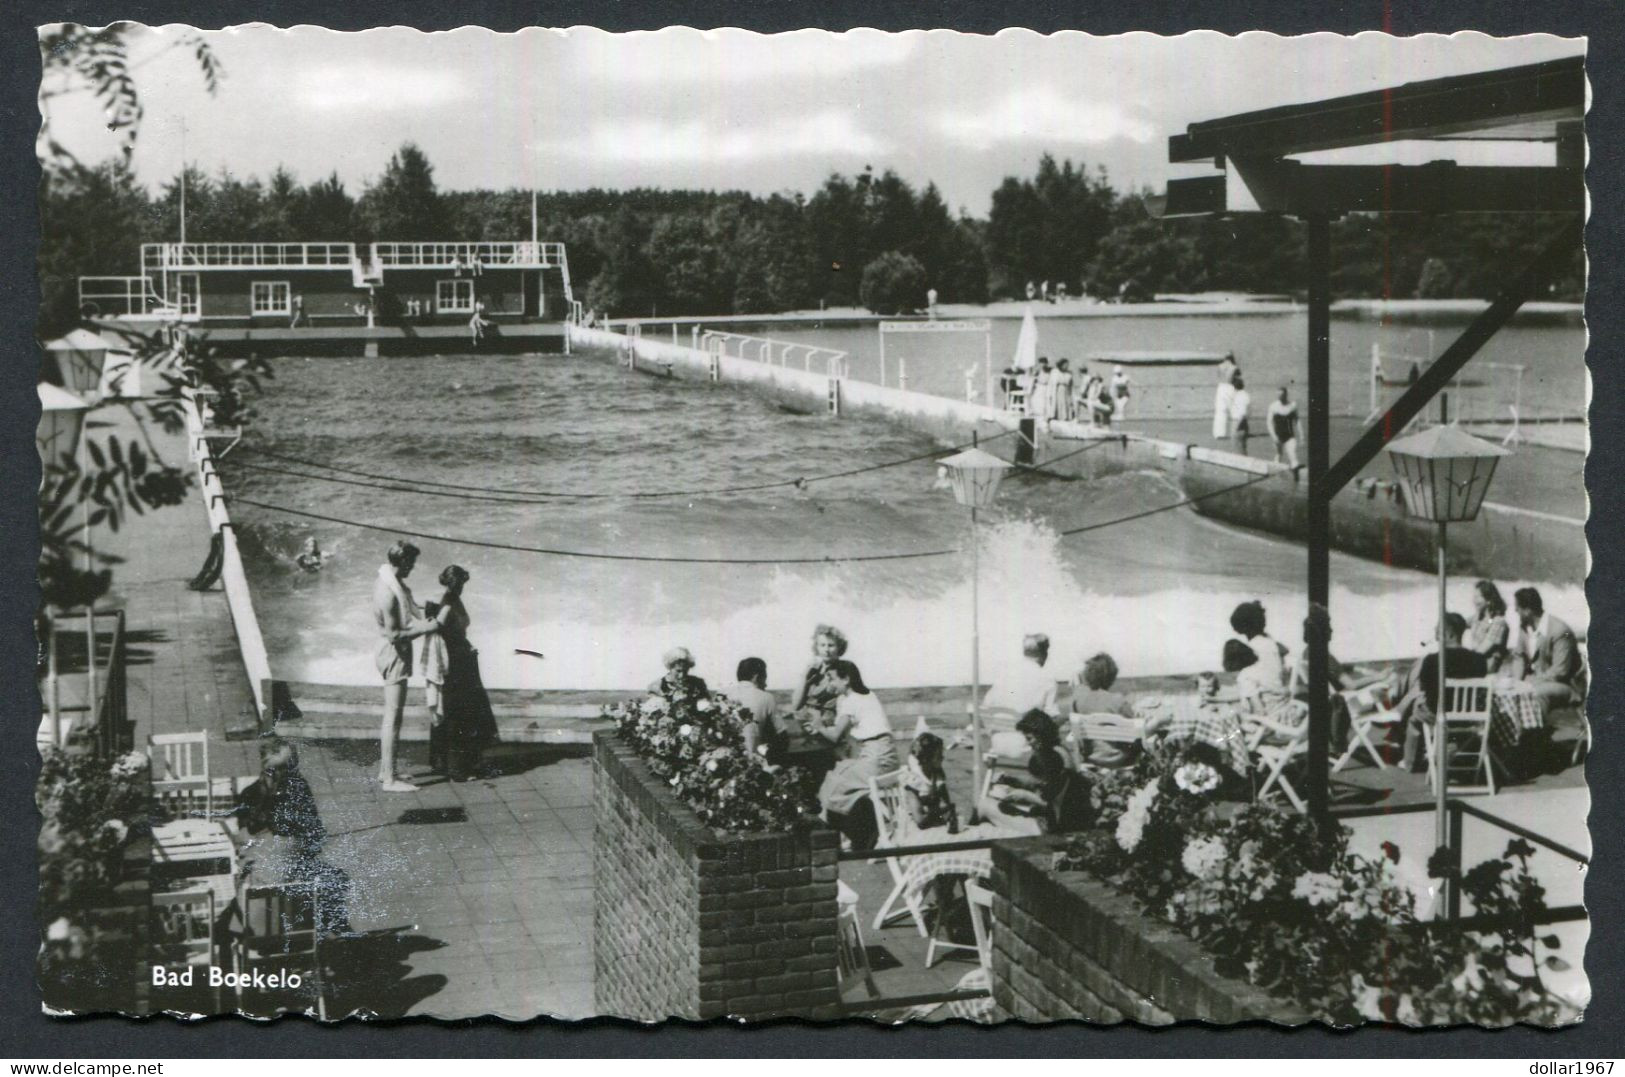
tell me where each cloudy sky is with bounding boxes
[41,26,1585,214]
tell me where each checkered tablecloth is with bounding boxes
[1492,680,1545,748]
[1136,695,1253,775]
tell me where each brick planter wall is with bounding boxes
[989,838,1310,1024]
[592,732,841,1021]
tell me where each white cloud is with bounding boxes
[937,86,1157,150]
[554,109,887,165]
[562,27,918,85]
[292,62,472,113]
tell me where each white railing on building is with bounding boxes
[698,330,849,379]
[78,276,169,317]
[370,241,566,269]
[145,242,357,270]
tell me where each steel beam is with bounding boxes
[1304,214,1333,821]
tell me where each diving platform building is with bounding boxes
[78,241,576,356]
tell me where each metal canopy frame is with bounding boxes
[1162,55,1586,820]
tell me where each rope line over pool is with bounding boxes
[226,434,1110,504]
[242,428,1019,501]
[225,469,1277,565]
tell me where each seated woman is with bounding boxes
[813,659,898,851]
[232,737,350,936]
[1468,579,1512,674]
[903,732,958,832]
[649,646,709,702]
[1070,652,1137,766]
[791,625,855,731]
[235,736,325,855]
[1225,600,1291,715]
[982,710,1092,835]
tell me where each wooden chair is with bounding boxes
[922,860,990,969]
[1423,676,1500,796]
[869,769,930,937]
[150,731,212,820]
[150,888,221,1010]
[1068,712,1142,770]
[945,881,998,1022]
[1245,713,1309,813]
[1334,686,1403,773]
[235,880,326,1020]
[965,879,994,973]
[835,879,877,997]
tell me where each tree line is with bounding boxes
[39,142,1584,335]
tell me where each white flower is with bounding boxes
[111,751,148,776]
[1115,782,1159,853]
[1450,952,1486,995]
[1350,974,1386,1021]
[1292,871,1342,907]
[1394,993,1420,1026]
[695,699,713,712]
[756,744,770,757]
[1173,762,1221,795]
[46,918,71,942]
[643,696,666,713]
[1181,837,1227,881]
[101,819,128,843]
[705,759,719,773]
[678,724,693,737]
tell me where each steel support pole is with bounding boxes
[1305,214,1333,821]
[970,505,984,804]
[1435,520,1453,915]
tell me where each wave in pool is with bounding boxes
[270,509,1586,692]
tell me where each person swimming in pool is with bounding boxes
[296,536,325,573]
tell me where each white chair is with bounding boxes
[1245,712,1309,813]
[150,888,222,1010]
[835,879,877,997]
[922,862,990,969]
[1334,686,1404,773]
[965,879,994,971]
[1069,712,1142,769]
[150,731,212,820]
[869,769,930,937]
[1423,676,1500,796]
[944,880,998,1022]
[235,880,326,1020]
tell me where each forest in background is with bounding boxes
[38,141,1586,336]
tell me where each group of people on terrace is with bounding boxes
[1000,357,1131,425]
[366,531,1583,824]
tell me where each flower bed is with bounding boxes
[1048,742,1579,1025]
[37,746,151,1012]
[602,690,816,833]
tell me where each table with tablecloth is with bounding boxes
[1490,679,1545,748]
[1131,695,1256,776]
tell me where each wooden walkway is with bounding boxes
[88,405,260,777]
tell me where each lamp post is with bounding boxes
[939,446,1011,801]
[1385,425,1508,914]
